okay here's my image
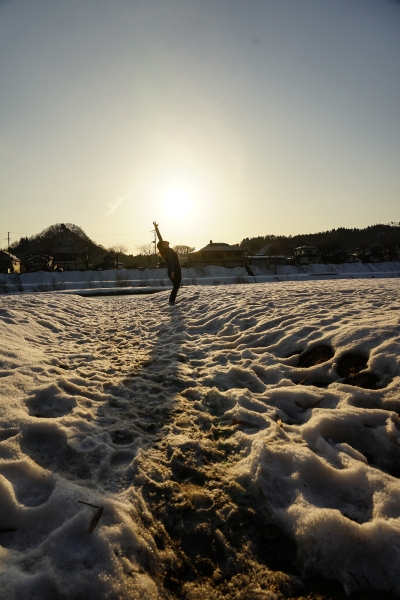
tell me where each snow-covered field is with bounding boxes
[0,279,399,599]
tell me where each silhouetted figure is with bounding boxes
[157,240,181,304]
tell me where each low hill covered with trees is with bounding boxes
[239,223,400,257]
[10,223,106,269]
[10,224,140,269]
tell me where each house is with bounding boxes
[353,245,388,263]
[189,241,248,267]
[288,246,321,266]
[0,250,21,274]
[320,248,351,265]
[93,254,118,270]
[24,255,53,272]
[93,254,117,270]
[52,252,85,271]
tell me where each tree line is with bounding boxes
[239,223,400,257]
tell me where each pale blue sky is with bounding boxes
[1,0,399,252]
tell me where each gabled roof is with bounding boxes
[26,254,52,262]
[0,250,20,261]
[191,242,243,253]
[294,245,319,250]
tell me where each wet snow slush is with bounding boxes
[0,279,399,599]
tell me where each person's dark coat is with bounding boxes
[164,248,181,277]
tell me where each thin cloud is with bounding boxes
[105,191,134,216]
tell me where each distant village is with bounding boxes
[1,222,400,275]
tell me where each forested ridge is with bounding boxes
[239,223,400,256]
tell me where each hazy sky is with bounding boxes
[1,0,399,253]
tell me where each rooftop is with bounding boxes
[191,240,243,253]
[0,250,20,261]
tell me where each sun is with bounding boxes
[163,188,193,217]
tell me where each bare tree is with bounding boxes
[136,243,154,261]
[73,237,105,270]
[137,242,166,266]
[173,245,195,257]
[108,244,128,267]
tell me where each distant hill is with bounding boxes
[10,223,107,269]
[9,223,153,269]
[239,223,400,257]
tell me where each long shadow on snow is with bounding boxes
[127,300,304,598]
[98,303,190,491]
[18,301,185,489]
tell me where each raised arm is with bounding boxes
[153,222,163,242]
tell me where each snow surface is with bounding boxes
[0,279,400,598]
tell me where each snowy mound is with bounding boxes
[0,280,399,598]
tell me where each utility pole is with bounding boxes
[152,228,157,265]
[8,232,12,273]
[151,222,164,266]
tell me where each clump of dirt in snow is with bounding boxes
[336,352,382,389]
[298,345,334,368]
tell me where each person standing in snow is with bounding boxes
[157,240,182,304]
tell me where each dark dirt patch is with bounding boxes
[298,345,334,368]
[336,353,382,389]
[346,372,381,389]
[138,471,299,594]
[336,353,368,378]
[294,350,385,390]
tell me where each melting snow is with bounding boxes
[0,279,399,598]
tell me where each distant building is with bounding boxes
[93,254,118,270]
[189,241,248,267]
[0,250,21,274]
[320,248,351,265]
[52,252,85,271]
[353,245,388,263]
[24,255,53,272]
[288,246,321,266]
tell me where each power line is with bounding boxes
[2,229,153,237]
[93,232,154,238]
[1,229,155,250]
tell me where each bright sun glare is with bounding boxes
[163,188,193,217]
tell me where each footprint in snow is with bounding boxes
[25,391,76,418]
[0,461,55,507]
